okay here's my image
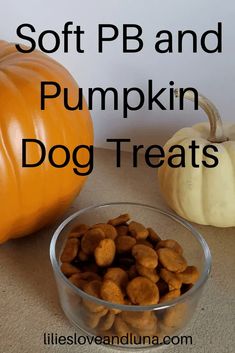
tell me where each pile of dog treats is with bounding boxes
[60,214,199,336]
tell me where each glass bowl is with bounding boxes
[50,202,211,349]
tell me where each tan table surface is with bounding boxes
[1,148,235,353]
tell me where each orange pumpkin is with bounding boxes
[0,40,93,243]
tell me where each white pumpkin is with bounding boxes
[158,90,235,227]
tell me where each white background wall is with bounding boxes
[1,0,234,150]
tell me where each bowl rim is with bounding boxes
[50,202,212,311]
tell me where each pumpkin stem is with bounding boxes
[174,89,228,143]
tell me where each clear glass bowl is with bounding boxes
[50,202,211,349]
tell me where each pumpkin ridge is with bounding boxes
[1,67,49,238]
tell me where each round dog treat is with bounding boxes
[121,311,157,330]
[126,276,159,305]
[94,238,116,267]
[116,225,129,236]
[108,214,130,226]
[136,263,159,283]
[113,317,138,337]
[60,263,80,277]
[159,289,181,303]
[129,313,158,336]
[128,221,149,240]
[61,238,80,262]
[61,214,198,318]
[132,244,158,269]
[147,227,161,244]
[83,307,109,329]
[160,268,182,290]
[100,279,125,305]
[104,268,128,290]
[92,223,118,240]
[68,224,90,238]
[83,280,102,296]
[81,228,105,255]
[82,280,105,313]
[98,311,115,331]
[156,239,183,255]
[176,266,199,284]
[115,235,136,253]
[157,248,187,273]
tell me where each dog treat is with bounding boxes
[147,227,161,244]
[136,262,159,283]
[126,276,159,305]
[94,238,116,267]
[176,266,200,284]
[156,239,183,255]
[159,289,181,303]
[115,235,136,253]
[61,262,80,277]
[61,238,79,262]
[81,228,105,255]
[157,248,187,273]
[113,317,138,337]
[60,213,199,340]
[68,224,90,238]
[83,307,109,329]
[92,223,118,240]
[104,268,128,291]
[160,268,182,290]
[108,214,130,226]
[82,280,105,313]
[100,279,125,305]
[132,244,158,269]
[98,311,115,331]
[69,274,88,290]
[128,221,149,240]
[127,313,158,336]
